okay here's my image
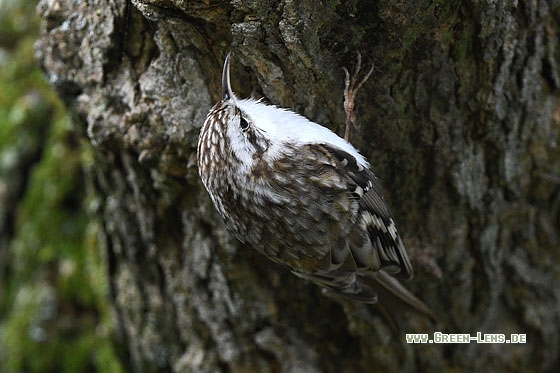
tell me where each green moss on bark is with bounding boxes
[0,1,123,371]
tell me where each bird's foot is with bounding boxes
[342,52,374,141]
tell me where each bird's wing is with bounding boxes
[321,143,413,279]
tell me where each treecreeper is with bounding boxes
[197,53,434,321]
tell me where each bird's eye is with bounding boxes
[239,116,249,131]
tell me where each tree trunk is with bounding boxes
[36,0,560,371]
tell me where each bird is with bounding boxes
[197,52,434,319]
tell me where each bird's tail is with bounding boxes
[369,270,437,321]
[301,269,436,322]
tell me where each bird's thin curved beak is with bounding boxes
[222,52,234,100]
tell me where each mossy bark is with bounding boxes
[37,0,560,371]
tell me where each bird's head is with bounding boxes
[198,53,367,179]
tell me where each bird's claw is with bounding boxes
[343,52,374,141]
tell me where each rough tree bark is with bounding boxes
[36,0,560,371]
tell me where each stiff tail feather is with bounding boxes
[297,269,436,322]
[369,270,437,321]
